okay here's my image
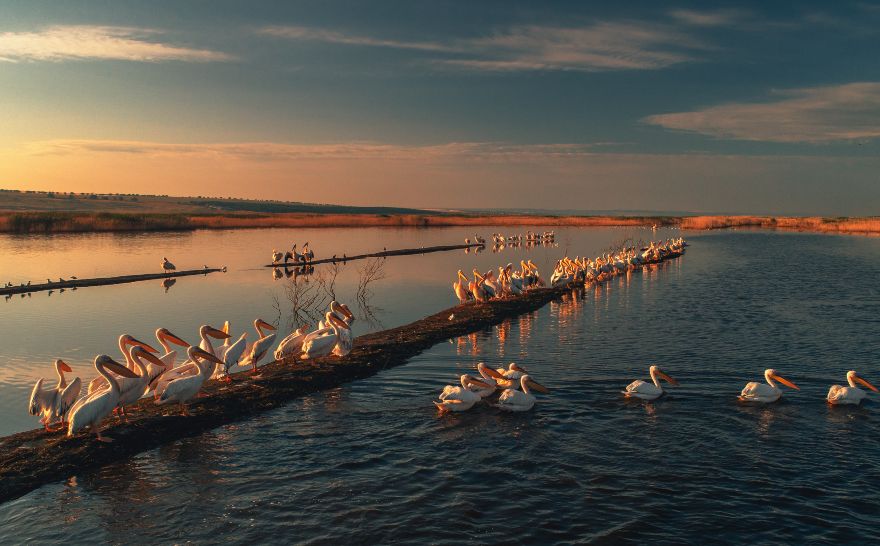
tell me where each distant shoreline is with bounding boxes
[0,210,878,236]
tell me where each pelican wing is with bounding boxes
[301,332,338,359]
[28,378,47,416]
[57,377,82,418]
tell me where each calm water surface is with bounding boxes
[1,227,879,544]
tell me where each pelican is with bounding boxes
[154,325,229,397]
[453,270,471,304]
[434,375,493,413]
[301,314,343,359]
[470,362,505,397]
[272,249,283,264]
[496,375,549,412]
[740,369,799,403]
[148,328,190,386]
[156,346,224,415]
[623,365,679,400]
[67,355,140,442]
[213,331,249,380]
[494,363,528,388]
[827,371,878,406]
[302,242,314,261]
[161,257,176,273]
[330,300,355,325]
[331,315,353,357]
[87,335,158,394]
[240,319,277,374]
[274,324,311,361]
[28,360,82,431]
[470,270,488,303]
[116,346,168,419]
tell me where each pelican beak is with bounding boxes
[102,357,140,378]
[770,373,799,390]
[330,315,349,329]
[527,379,550,393]
[340,304,355,321]
[138,349,167,368]
[482,367,505,380]
[257,319,277,331]
[129,336,159,353]
[855,375,879,393]
[193,347,224,365]
[511,363,528,374]
[207,326,232,339]
[659,371,679,386]
[468,378,493,389]
[59,360,72,373]
[161,330,190,347]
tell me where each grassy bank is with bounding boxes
[680,216,880,235]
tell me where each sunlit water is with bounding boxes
[2,228,879,543]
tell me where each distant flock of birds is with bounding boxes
[28,300,355,442]
[271,242,316,265]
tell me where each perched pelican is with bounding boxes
[330,300,355,325]
[116,346,168,419]
[453,270,471,304]
[67,355,140,442]
[496,374,549,412]
[272,249,283,264]
[148,328,190,387]
[274,324,311,361]
[28,360,82,431]
[623,365,679,400]
[213,331,249,380]
[154,325,228,397]
[88,335,158,394]
[301,314,343,360]
[827,371,878,406]
[161,257,176,274]
[155,346,224,415]
[331,315,353,357]
[434,375,493,413]
[240,319,277,373]
[740,369,799,403]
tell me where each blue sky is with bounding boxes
[1,1,879,214]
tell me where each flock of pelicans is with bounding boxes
[25,234,877,444]
[27,300,355,442]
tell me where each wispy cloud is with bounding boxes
[258,26,453,52]
[259,21,706,72]
[27,139,606,161]
[668,8,748,27]
[0,25,232,63]
[644,82,880,143]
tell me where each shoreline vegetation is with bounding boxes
[0,190,877,235]
[1,210,878,236]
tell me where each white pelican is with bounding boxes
[623,365,679,400]
[496,375,549,412]
[161,257,176,273]
[470,362,505,397]
[28,360,82,431]
[154,328,190,370]
[240,319,277,373]
[67,355,140,442]
[272,249,283,264]
[213,331,249,380]
[88,334,159,395]
[156,346,224,415]
[330,300,355,325]
[453,270,471,304]
[739,369,799,403]
[274,324,311,361]
[827,371,878,406]
[154,325,229,397]
[469,270,488,303]
[434,375,493,413]
[116,346,167,419]
[300,314,343,360]
[495,363,528,388]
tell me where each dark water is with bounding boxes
[2,230,880,544]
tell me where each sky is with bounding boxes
[1,0,879,215]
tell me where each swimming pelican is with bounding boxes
[453,270,471,304]
[434,375,493,413]
[496,374,549,412]
[827,371,878,406]
[470,362,505,397]
[272,249,283,264]
[301,315,343,360]
[494,363,528,388]
[161,257,176,273]
[87,335,158,395]
[739,369,799,403]
[623,365,679,400]
[28,360,82,431]
[274,324,311,361]
[240,319,277,373]
[155,346,224,415]
[67,355,140,442]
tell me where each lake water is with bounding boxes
[1,227,879,543]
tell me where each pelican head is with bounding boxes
[520,374,549,394]
[55,359,72,373]
[461,374,493,390]
[201,325,231,339]
[477,362,504,380]
[650,365,679,386]
[330,300,355,322]
[156,328,190,347]
[847,370,879,392]
[765,369,799,390]
[121,334,159,353]
[187,345,224,365]
[509,363,528,374]
[95,355,139,378]
[254,318,277,332]
[129,346,169,368]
